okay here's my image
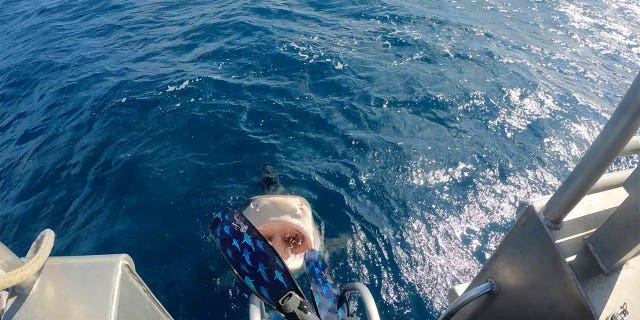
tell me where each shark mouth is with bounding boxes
[256,222,313,271]
[242,195,321,271]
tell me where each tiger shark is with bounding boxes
[241,194,321,271]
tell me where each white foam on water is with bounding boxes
[489,86,560,138]
[166,79,190,92]
[391,161,564,309]
[557,0,640,79]
[543,119,602,166]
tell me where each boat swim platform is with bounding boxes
[1,254,172,320]
[448,168,639,319]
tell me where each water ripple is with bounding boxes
[0,0,638,319]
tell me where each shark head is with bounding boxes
[242,195,321,271]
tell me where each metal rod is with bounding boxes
[542,73,640,228]
[0,242,38,294]
[587,169,635,195]
[619,136,640,156]
[438,280,495,320]
[340,282,381,320]
[249,294,264,320]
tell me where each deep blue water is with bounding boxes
[1,0,638,319]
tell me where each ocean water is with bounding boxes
[1,0,638,319]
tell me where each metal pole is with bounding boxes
[619,136,640,156]
[438,280,495,320]
[543,72,640,228]
[249,294,264,320]
[0,242,37,295]
[587,169,635,194]
[0,243,24,274]
[340,282,381,320]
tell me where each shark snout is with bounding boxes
[242,195,321,271]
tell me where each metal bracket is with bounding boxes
[438,280,496,320]
[606,303,629,320]
[278,291,319,320]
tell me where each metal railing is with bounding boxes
[249,282,381,320]
[438,280,496,320]
[340,282,381,320]
[542,72,640,228]
[0,230,55,295]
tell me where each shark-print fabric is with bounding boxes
[211,209,305,312]
[305,250,349,320]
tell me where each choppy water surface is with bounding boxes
[1,0,638,318]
